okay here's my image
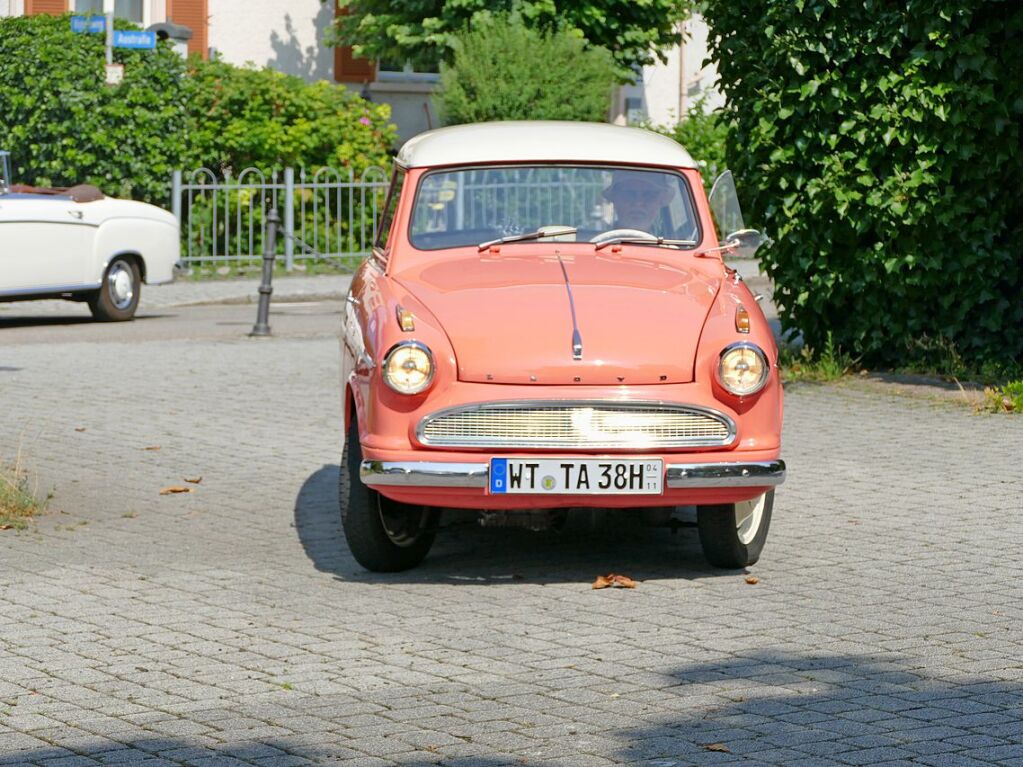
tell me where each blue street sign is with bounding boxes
[71,16,105,33]
[113,30,156,49]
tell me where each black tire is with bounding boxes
[697,490,774,568]
[88,256,140,322]
[339,420,438,572]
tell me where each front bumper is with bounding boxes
[361,459,786,489]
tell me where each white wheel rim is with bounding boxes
[108,263,135,309]
[735,493,767,545]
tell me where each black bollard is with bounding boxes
[249,207,280,337]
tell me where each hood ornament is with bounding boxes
[556,254,583,360]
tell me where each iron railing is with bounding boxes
[171,165,390,270]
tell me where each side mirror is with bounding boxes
[725,228,772,259]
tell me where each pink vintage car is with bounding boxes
[339,122,784,572]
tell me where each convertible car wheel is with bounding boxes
[696,490,774,568]
[339,421,438,572]
[88,256,140,322]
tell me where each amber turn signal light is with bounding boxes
[396,306,415,332]
[735,305,750,334]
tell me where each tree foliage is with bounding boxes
[437,16,617,124]
[702,0,1023,369]
[329,0,689,82]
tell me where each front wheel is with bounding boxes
[88,256,140,321]
[339,421,438,572]
[697,490,774,568]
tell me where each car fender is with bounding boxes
[91,217,180,285]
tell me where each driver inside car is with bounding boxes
[602,171,674,233]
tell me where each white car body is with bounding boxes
[0,192,179,302]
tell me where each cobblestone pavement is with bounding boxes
[1,304,1022,767]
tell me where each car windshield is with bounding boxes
[409,165,699,250]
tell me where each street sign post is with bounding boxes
[69,12,157,84]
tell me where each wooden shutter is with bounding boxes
[25,0,68,14]
[334,2,375,83]
[167,0,208,59]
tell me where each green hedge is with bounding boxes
[0,13,190,202]
[187,59,395,174]
[0,14,394,205]
[701,0,1023,370]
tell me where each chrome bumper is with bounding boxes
[360,459,785,489]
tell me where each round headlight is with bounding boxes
[717,342,769,396]
[382,342,434,394]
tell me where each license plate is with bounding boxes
[489,458,663,495]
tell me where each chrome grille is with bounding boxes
[418,401,735,449]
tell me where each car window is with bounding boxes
[375,167,406,250]
[409,165,699,250]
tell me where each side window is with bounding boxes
[375,168,406,250]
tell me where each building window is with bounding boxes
[74,0,144,24]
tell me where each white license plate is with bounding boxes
[489,458,663,495]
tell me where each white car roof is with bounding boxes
[396,121,697,170]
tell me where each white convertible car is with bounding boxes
[0,151,179,321]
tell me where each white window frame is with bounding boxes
[72,0,152,27]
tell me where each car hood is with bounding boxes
[394,252,720,385]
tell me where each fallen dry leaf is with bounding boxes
[592,573,637,589]
[703,743,730,753]
[159,486,193,495]
[184,476,203,484]
[74,427,86,432]
[143,446,161,451]
[744,576,759,585]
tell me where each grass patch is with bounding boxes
[981,380,1023,414]
[0,459,45,530]
[779,332,857,383]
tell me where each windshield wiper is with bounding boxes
[478,226,577,251]
[593,236,697,251]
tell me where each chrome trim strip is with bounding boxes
[416,399,737,449]
[359,459,784,489]
[665,460,785,488]
[360,460,489,488]
[0,282,101,298]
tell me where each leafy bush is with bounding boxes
[0,13,191,203]
[186,59,395,174]
[647,96,729,190]
[701,0,1023,370]
[437,15,617,124]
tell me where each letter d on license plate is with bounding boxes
[489,458,663,495]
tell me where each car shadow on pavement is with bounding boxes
[4,652,1022,766]
[294,464,735,585]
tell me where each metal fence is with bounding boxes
[171,166,390,270]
